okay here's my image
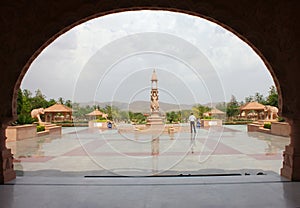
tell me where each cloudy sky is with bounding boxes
[22,10,274,105]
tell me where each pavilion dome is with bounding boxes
[240,102,265,111]
[44,103,72,113]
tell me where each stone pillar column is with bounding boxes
[0,120,16,184]
[281,118,300,181]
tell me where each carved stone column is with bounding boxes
[0,120,16,184]
[281,118,300,181]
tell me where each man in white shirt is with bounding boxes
[188,113,196,133]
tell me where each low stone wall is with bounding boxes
[88,121,108,129]
[48,126,62,135]
[247,123,261,132]
[201,119,222,127]
[6,123,62,141]
[247,121,290,137]
[271,122,291,137]
[6,124,37,141]
[37,130,49,137]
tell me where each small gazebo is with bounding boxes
[205,108,226,120]
[240,102,265,120]
[85,109,103,120]
[44,103,73,122]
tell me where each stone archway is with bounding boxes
[0,1,299,183]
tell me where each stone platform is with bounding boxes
[146,112,164,125]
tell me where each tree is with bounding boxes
[103,105,113,120]
[16,89,34,124]
[192,104,211,119]
[128,111,146,124]
[58,97,64,104]
[215,102,227,113]
[31,89,49,109]
[65,100,72,108]
[254,92,266,104]
[48,99,57,107]
[266,85,278,107]
[17,89,23,114]
[226,95,240,119]
[180,110,190,122]
[166,111,180,123]
[245,95,254,103]
[15,89,58,124]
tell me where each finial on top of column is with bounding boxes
[151,69,158,82]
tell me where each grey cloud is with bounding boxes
[21,11,274,105]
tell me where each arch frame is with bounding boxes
[0,0,299,182]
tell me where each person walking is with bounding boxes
[197,118,201,129]
[188,112,196,133]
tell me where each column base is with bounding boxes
[0,148,16,184]
[281,145,300,181]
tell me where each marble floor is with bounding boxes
[6,125,290,177]
[2,125,299,207]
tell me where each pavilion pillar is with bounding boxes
[0,119,16,184]
[281,118,300,181]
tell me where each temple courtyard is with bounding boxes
[6,125,290,177]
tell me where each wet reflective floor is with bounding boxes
[6,125,290,177]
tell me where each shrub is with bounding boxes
[37,125,45,132]
[203,116,212,120]
[95,118,107,122]
[278,117,285,122]
[264,123,271,129]
[16,114,36,125]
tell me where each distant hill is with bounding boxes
[128,101,194,113]
[78,100,194,112]
[78,100,223,112]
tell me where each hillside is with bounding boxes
[79,101,194,112]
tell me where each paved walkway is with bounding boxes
[6,125,290,177]
[1,175,300,208]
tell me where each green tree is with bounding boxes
[103,105,113,120]
[72,104,94,120]
[111,106,122,122]
[181,110,191,122]
[192,104,211,119]
[118,111,130,122]
[226,95,240,119]
[48,99,57,107]
[65,100,72,108]
[58,97,64,104]
[215,102,227,112]
[266,85,278,107]
[31,89,49,109]
[16,89,34,124]
[20,89,32,114]
[245,96,254,103]
[177,111,182,122]
[15,89,58,124]
[254,92,266,104]
[17,89,23,114]
[128,111,146,124]
[166,111,180,123]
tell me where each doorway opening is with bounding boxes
[7,10,288,179]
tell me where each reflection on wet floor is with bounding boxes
[6,125,290,177]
